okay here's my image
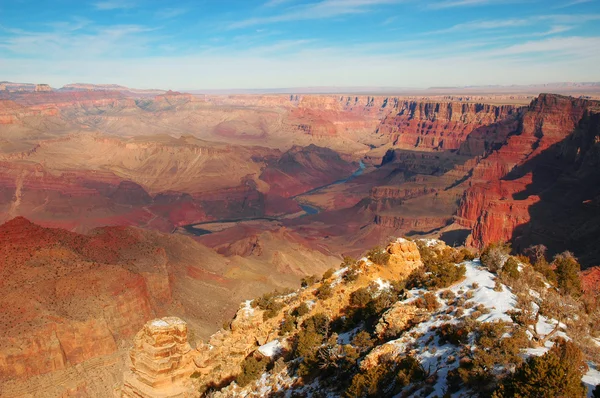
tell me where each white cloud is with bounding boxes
[229,0,403,29]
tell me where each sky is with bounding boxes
[0,0,599,90]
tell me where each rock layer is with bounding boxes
[122,317,196,397]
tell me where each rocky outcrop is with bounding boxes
[122,317,196,397]
[34,84,52,92]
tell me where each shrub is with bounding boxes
[440,290,456,301]
[301,275,318,288]
[492,339,587,398]
[396,356,426,388]
[279,313,297,335]
[407,247,466,290]
[554,252,582,297]
[502,257,520,280]
[437,322,471,345]
[472,282,479,289]
[322,268,335,281]
[533,258,557,285]
[351,331,375,353]
[367,246,390,266]
[593,384,600,398]
[253,291,285,320]
[455,247,476,262]
[453,321,525,394]
[475,304,490,315]
[470,310,482,319]
[349,287,372,308]
[292,302,310,317]
[316,281,334,300]
[343,266,360,283]
[465,290,474,299]
[302,313,330,336]
[480,242,511,273]
[341,256,356,268]
[414,292,440,312]
[236,355,267,387]
[345,355,424,398]
[493,279,503,292]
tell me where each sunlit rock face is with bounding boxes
[122,317,196,398]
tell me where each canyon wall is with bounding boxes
[456,94,600,265]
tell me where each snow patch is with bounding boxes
[242,300,255,317]
[583,364,600,397]
[150,319,169,327]
[258,340,283,358]
[374,278,391,291]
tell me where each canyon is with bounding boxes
[1,83,600,396]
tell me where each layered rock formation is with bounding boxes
[34,84,52,92]
[122,317,196,397]
[377,101,521,151]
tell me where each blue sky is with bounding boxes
[0,0,599,89]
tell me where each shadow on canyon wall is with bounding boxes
[509,109,600,267]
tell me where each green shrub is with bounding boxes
[502,257,521,280]
[236,355,267,387]
[533,258,557,285]
[454,247,476,262]
[367,246,390,266]
[322,268,335,281]
[292,302,310,317]
[396,356,426,388]
[316,281,334,300]
[453,321,525,394]
[406,249,466,290]
[554,252,582,297]
[341,256,356,268]
[351,331,375,353]
[492,339,587,398]
[253,291,285,320]
[343,265,360,283]
[350,287,372,307]
[301,275,318,288]
[279,313,297,335]
[436,322,472,346]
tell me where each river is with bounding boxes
[180,160,366,235]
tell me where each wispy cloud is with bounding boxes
[229,0,402,29]
[0,22,157,58]
[427,18,530,34]
[424,14,599,35]
[555,0,594,9]
[427,0,516,9]
[155,8,187,19]
[94,1,137,10]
